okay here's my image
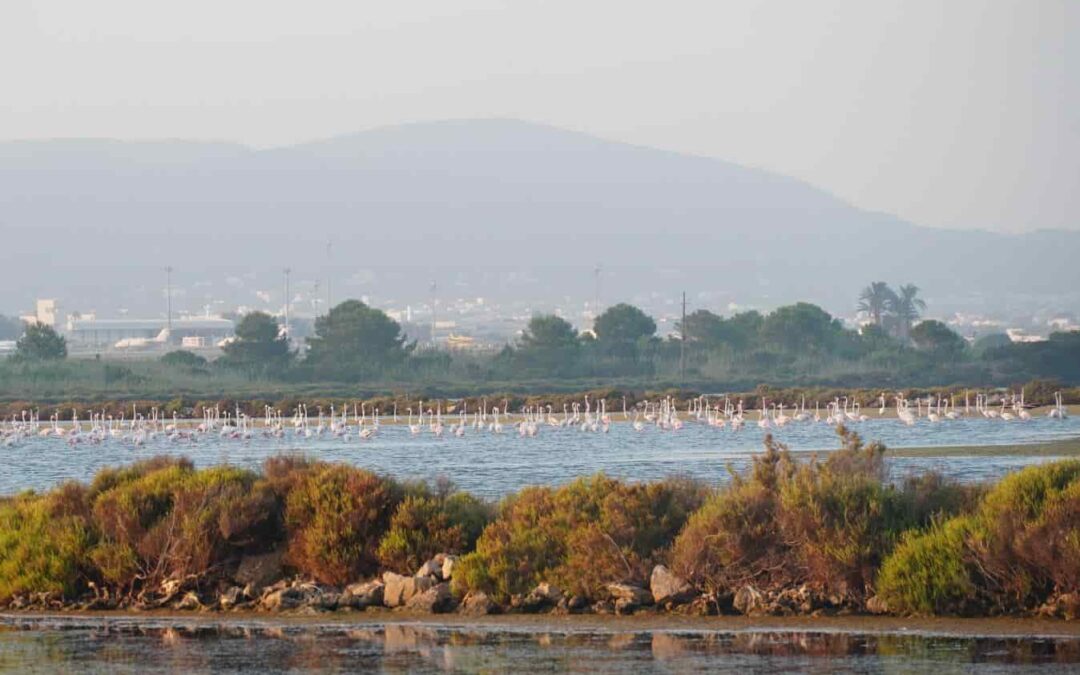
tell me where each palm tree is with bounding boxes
[894,284,926,340]
[857,282,896,327]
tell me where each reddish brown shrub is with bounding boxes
[672,428,973,600]
[284,464,400,585]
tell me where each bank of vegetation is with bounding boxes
[0,381,1075,424]
[2,428,1077,620]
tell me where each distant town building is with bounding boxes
[66,316,233,349]
[20,299,59,328]
[1048,317,1079,332]
[1006,328,1047,344]
[445,334,477,351]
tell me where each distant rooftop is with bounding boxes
[68,317,233,331]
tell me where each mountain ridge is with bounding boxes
[1,119,1076,316]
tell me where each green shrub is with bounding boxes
[554,476,710,597]
[981,460,1080,521]
[453,474,708,602]
[138,467,275,582]
[377,489,494,573]
[877,460,1080,615]
[778,464,910,596]
[1015,480,1080,593]
[89,542,139,587]
[876,516,980,615]
[376,497,459,573]
[88,456,194,499]
[442,492,495,549]
[161,350,208,368]
[451,487,563,602]
[284,464,400,585]
[89,462,273,588]
[90,463,192,584]
[0,488,92,602]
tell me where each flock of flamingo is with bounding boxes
[0,390,1070,449]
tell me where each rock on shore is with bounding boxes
[650,566,695,606]
[382,573,435,608]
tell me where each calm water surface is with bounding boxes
[2,616,1079,674]
[3,417,1078,497]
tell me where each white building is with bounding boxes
[66,317,234,349]
[19,299,58,328]
[1006,328,1047,344]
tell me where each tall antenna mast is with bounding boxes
[593,265,602,324]
[283,267,292,340]
[430,280,438,347]
[165,266,173,338]
[326,238,332,311]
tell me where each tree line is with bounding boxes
[4,286,1080,387]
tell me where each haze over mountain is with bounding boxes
[2,119,1077,319]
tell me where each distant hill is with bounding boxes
[1,119,1076,317]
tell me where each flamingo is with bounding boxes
[1048,392,1068,419]
[1017,389,1032,421]
[757,401,771,430]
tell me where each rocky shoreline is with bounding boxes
[4,444,1079,626]
[5,551,1078,623]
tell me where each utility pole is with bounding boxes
[430,280,438,347]
[326,238,332,312]
[593,265,602,324]
[165,266,173,335]
[283,267,291,340]
[680,291,687,385]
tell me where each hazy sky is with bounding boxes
[2,1,1075,233]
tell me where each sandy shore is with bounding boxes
[27,404,1076,428]
[5,609,1080,639]
[887,436,1080,458]
[779,435,1080,459]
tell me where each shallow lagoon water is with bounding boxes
[3,416,1077,497]
[2,616,1079,674]
[3,422,1080,673]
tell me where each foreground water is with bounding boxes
[3,416,1078,497]
[2,616,1079,674]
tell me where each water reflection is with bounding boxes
[2,618,1079,673]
